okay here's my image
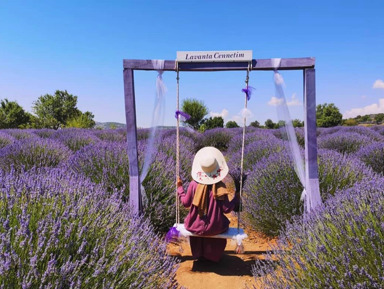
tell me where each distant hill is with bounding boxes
[95,122,126,129]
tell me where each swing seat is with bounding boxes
[174,223,247,240]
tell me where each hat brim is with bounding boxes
[191,147,229,185]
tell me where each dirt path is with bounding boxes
[167,214,277,289]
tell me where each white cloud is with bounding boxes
[209,109,229,119]
[230,108,253,125]
[343,98,384,118]
[287,93,301,106]
[268,94,301,107]
[373,79,384,89]
[268,96,284,106]
[361,95,367,99]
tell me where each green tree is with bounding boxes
[0,99,30,128]
[316,103,342,127]
[181,98,208,130]
[343,118,358,126]
[32,90,82,129]
[225,120,239,128]
[66,111,96,128]
[292,119,304,127]
[200,116,224,132]
[374,113,384,124]
[249,120,260,128]
[265,119,276,129]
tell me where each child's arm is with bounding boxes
[177,177,194,207]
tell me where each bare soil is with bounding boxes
[167,213,277,289]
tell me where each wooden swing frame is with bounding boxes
[123,57,320,215]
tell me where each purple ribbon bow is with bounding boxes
[175,110,191,121]
[242,86,254,101]
[165,227,180,243]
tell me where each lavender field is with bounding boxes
[0,126,383,288]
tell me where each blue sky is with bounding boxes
[1,0,383,127]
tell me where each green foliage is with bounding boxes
[66,111,96,128]
[0,99,30,128]
[225,120,239,128]
[374,113,384,124]
[264,119,276,129]
[343,118,358,126]
[181,98,208,130]
[249,120,260,128]
[200,116,224,132]
[316,103,342,127]
[32,90,82,129]
[292,119,304,127]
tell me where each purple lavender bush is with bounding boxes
[318,131,375,154]
[243,148,379,237]
[252,178,384,288]
[370,125,384,136]
[0,131,15,148]
[272,127,305,147]
[196,127,235,152]
[243,152,304,237]
[318,148,381,201]
[356,142,384,176]
[228,139,287,193]
[66,141,130,200]
[0,168,179,288]
[140,133,194,233]
[31,129,56,139]
[93,129,126,142]
[51,128,99,151]
[0,138,71,172]
[3,129,37,140]
[227,128,276,154]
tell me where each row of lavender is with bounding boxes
[1,125,384,288]
[0,128,182,288]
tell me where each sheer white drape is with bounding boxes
[140,60,166,188]
[272,58,308,212]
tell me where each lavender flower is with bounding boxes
[355,142,384,175]
[93,129,126,142]
[65,141,130,199]
[51,128,99,151]
[251,178,384,288]
[318,131,375,154]
[0,131,15,148]
[0,167,179,288]
[0,138,71,172]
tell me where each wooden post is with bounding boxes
[304,68,322,210]
[123,68,142,214]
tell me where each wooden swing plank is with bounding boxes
[175,223,247,239]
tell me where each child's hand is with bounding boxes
[176,177,183,188]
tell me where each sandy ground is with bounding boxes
[167,214,277,289]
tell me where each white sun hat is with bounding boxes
[191,146,229,185]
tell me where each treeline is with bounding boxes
[343,113,384,126]
[182,99,382,131]
[0,90,95,129]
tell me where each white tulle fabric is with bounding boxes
[272,58,319,213]
[140,60,166,192]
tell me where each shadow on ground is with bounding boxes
[175,251,275,277]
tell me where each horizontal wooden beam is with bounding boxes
[123,57,315,71]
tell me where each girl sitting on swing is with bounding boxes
[177,146,239,262]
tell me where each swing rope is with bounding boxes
[237,62,251,231]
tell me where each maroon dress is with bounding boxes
[177,180,238,262]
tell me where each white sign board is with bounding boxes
[177,50,252,62]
